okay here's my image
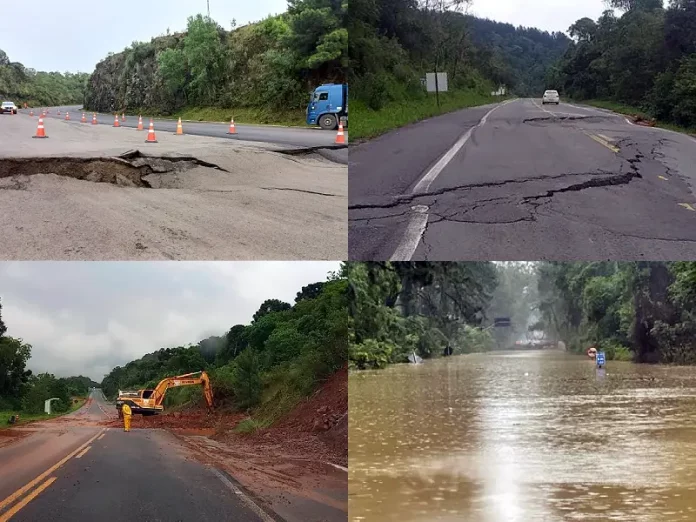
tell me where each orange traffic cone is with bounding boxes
[65,112,70,121]
[81,112,86,123]
[335,121,346,144]
[175,117,184,135]
[92,113,98,125]
[227,118,237,135]
[57,110,61,116]
[121,113,126,122]
[29,110,34,117]
[145,119,158,143]
[136,115,144,131]
[32,116,48,138]
[113,114,120,127]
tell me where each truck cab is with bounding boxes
[306,83,347,130]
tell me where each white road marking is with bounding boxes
[390,100,516,260]
[326,462,348,472]
[209,468,275,522]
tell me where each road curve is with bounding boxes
[0,390,269,522]
[349,98,696,260]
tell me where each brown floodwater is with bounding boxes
[349,350,696,522]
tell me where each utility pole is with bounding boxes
[207,0,210,17]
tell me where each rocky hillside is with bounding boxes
[84,2,346,115]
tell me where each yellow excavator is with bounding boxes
[116,371,214,419]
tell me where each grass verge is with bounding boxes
[0,397,86,426]
[580,99,696,137]
[351,90,506,141]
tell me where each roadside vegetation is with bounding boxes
[101,271,347,432]
[0,49,88,106]
[348,261,696,368]
[538,262,696,364]
[0,300,98,424]
[349,0,570,139]
[549,0,696,133]
[84,1,346,127]
[347,262,542,369]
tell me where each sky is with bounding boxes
[1,0,288,73]
[471,0,607,34]
[0,261,341,382]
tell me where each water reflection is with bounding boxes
[349,350,696,521]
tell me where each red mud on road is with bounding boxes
[103,367,348,520]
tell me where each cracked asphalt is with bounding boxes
[349,98,696,260]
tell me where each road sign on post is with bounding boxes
[596,351,606,368]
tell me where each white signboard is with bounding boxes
[426,72,448,93]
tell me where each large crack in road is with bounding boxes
[0,150,229,189]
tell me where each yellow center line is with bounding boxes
[679,203,695,212]
[658,175,669,180]
[0,428,104,512]
[583,131,620,153]
[97,433,106,441]
[0,477,57,522]
[75,446,91,459]
[596,133,611,141]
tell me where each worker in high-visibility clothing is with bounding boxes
[122,404,132,432]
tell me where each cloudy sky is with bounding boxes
[471,0,608,34]
[0,261,340,382]
[3,0,288,73]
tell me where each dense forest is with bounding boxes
[0,50,89,106]
[538,261,696,364]
[348,261,696,369]
[101,273,347,424]
[84,1,346,117]
[0,299,99,416]
[348,0,571,110]
[549,0,696,128]
[347,262,543,369]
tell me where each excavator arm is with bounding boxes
[151,371,214,410]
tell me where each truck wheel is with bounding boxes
[319,114,337,130]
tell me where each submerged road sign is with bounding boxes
[596,351,606,367]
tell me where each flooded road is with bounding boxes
[349,350,696,522]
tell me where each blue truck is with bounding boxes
[306,83,347,130]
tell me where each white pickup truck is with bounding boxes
[1,101,18,114]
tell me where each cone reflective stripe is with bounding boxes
[335,121,346,144]
[81,112,86,123]
[145,119,158,143]
[136,115,144,131]
[32,116,48,138]
[92,113,98,125]
[227,118,237,135]
[65,112,70,121]
[113,114,120,127]
[175,117,184,135]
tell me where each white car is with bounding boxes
[1,101,18,114]
[542,90,560,105]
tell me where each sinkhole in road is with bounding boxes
[0,150,228,189]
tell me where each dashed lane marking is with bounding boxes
[75,446,91,459]
[658,176,669,181]
[679,203,695,212]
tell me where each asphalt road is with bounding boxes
[0,391,270,522]
[20,105,347,163]
[349,98,696,260]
